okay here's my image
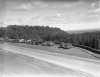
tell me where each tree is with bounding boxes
[0,27,5,37]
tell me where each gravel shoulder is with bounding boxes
[0,49,95,77]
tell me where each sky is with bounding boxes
[0,0,100,31]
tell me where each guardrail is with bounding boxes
[72,44,100,54]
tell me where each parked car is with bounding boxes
[42,41,48,46]
[63,43,73,49]
[46,41,55,46]
[34,41,39,45]
[19,39,26,43]
[31,41,35,45]
[59,43,66,48]
[26,40,32,44]
[37,39,43,45]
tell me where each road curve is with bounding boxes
[0,43,100,77]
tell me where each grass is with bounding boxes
[7,42,99,60]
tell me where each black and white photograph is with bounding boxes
[0,0,100,77]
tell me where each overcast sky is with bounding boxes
[0,0,100,31]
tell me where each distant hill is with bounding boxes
[67,29,100,34]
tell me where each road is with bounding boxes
[0,43,100,77]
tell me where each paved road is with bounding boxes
[0,43,100,77]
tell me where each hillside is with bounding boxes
[0,25,68,40]
[0,25,100,50]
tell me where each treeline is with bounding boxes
[0,25,67,41]
[0,25,100,50]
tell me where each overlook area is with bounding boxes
[0,0,100,76]
[0,25,100,77]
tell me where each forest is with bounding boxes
[0,25,100,50]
